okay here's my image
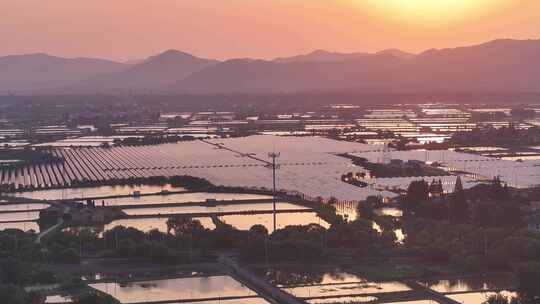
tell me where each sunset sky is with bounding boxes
[1,0,539,61]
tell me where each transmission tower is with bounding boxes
[382,144,391,164]
[268,152,280,232]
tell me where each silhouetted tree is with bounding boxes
[166,217,205,236]
[516,263,540,304]
[449,176,469,222]
[404,180,430,213]
[73,290,120,304]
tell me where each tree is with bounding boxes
[0,284,30,304]
[516,264,540,304]
[241,225,269,261]
[483,294,515,304]
[317,204,343,225]
[365,195,383,206]
[249,225,269,237]
[166,217,205,236]
[327,197,338,204]
[404,180,430,213]
[357,202,375,220]
[449,176,468,222]
[74,291,120,304]
[358,195,383,220]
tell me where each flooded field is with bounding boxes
[45,295,72,303]
[419,274,515,293]
[219,212,329,231]
[10,184,185,200]
[394,228,405,244]
[352,148,540,189]
[0,211,40,222]
[257,268,368,287]
[0,137,400,203]
[386,301,440,304]
[122,202,309,216]
[34,136,136,147]
[375,207,403,217]
[174,299,271,304]
[0,203,49,211]
[306,295,378,304]
[259,266,412,300]
[104,217,216,232]
[101,192,272,206]
[283,281,411,298]
[447,290,517,304]
[0,221,39,232]
[334,201,358,221]
[90,275,261,303]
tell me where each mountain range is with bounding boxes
[1,39,539,94]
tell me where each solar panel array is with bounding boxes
[2,136,538,202]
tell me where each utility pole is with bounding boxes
[268,152,280,232]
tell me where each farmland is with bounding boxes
[2,136,540,203]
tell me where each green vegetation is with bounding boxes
[452,125,540,147]
[0,229,96,303]
[69,174,214,190]
[72,290,120,304]
[2,177,539,302]
[402,176,522,227]
[0,284,44,304]
[400,177,540,302]
[483,280,540,304]
[47,201,396,265]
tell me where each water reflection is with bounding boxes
[259,268,369,287]
[307,296,378,304]
[384,301,440,304]
[10,184,185,200]
[219,212,329,231]
[104,217,216,233]
[90,276,258,303]
[333,201,358,221]
[0,203,49,212]
[395,228,405,244]
[45,295,72,303]
[123,202,309,216]
[284,281,411,298]
[447,290,517,304]
[0,221,39,232]
[420,274,515,293]
[372,221,382,233]
[0,211,40,222]
[375,207,403,217]
[103,193,272,207]
[172,299,271,304]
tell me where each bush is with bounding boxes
[73,290,120,304]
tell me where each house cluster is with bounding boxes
[63,199,110,225]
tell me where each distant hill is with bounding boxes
[2,39,539,94]
[0,53,125,92]
[375,49,415,59]
[61,50,220,93]
[274,50,371,63]
[273,49,414,63]
[171,39,540,93]
[173,55,407,93]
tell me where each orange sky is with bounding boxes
[1,0,539,61]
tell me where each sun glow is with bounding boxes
[359,0,506,26]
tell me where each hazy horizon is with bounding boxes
[4,38,540,63]
[2,0,540,62]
